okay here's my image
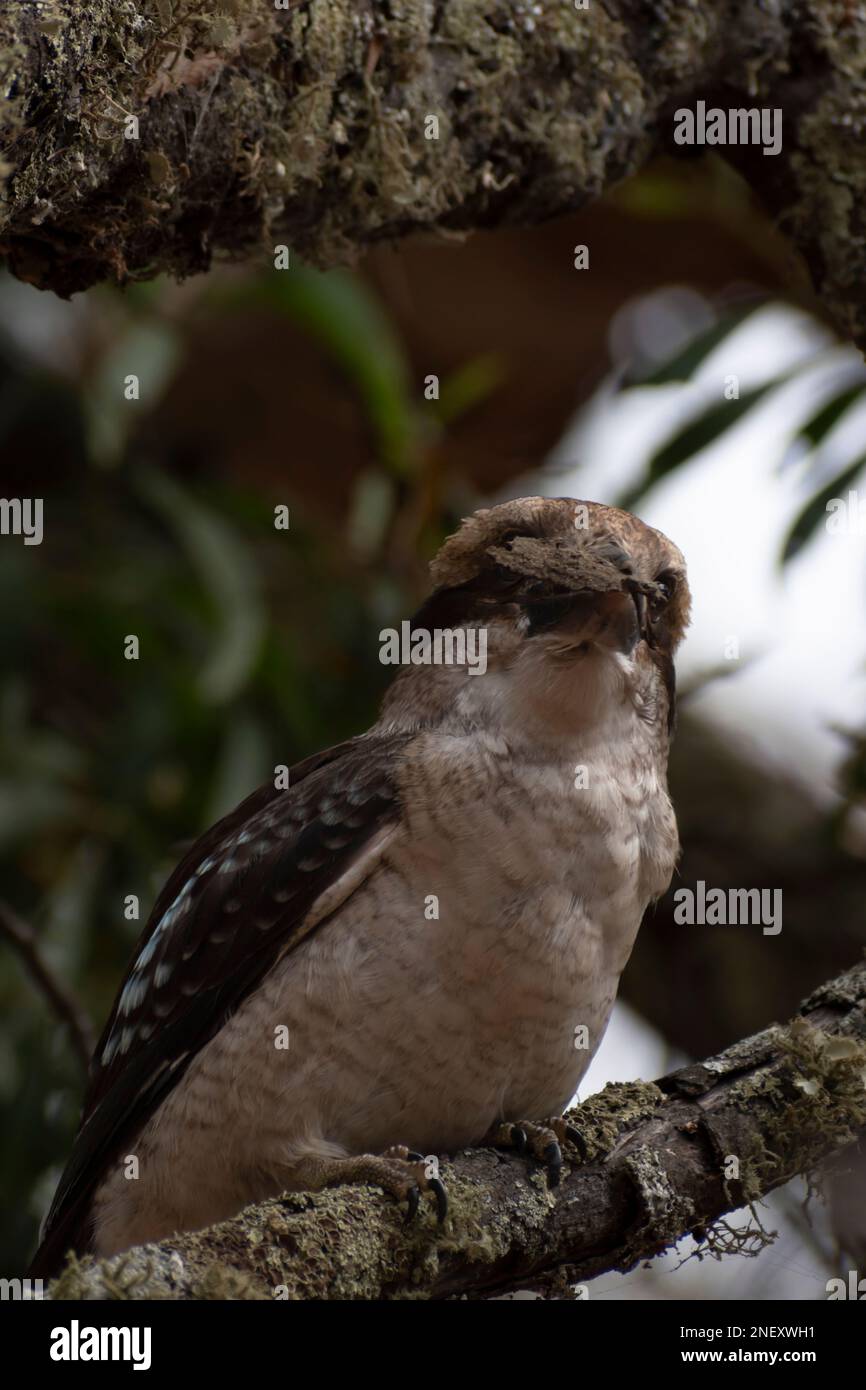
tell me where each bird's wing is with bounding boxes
[30,731,411,1277]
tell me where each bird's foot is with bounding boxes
[291,1146,448,1224]
[483,1115,587,1189]
[380,1144,448,1224]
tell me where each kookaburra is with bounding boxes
[31,496,689,1278]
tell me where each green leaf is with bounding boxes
[620,380,781,510]
[205,716,270,824]
[434,353,506,425]
[796,384,865,450]
[135,469,266,703]
[224,268,417,475]
[41,842,105,981]
[347,469,396,558]
[781,456,866,564]
[612,174,698,220]
[622,301,763,388]
[85,320,183,468]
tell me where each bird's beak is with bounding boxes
[523,587,646,655]
[588,589,644,655]
[631,589,650,645]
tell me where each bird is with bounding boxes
[30,495,690,1278]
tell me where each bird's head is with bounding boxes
[380,496,690,745]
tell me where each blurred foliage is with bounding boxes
[618,301,866,562]
[0,259,501,1273]
[616,297,866,838]
[219,268,419,475]
[1,238,864,1284]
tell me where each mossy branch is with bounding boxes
[47,960,866,1300]
[0,2,865,345]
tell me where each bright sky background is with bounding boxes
[511,294,864,1297]
[527,297,866,804]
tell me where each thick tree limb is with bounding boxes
[46,960,866,1300]
[0,1,865,346]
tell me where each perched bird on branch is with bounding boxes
[31,496,690,1278]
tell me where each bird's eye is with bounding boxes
[652,570,677,610]
[498,528,522,550]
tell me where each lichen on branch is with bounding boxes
[47,960,866,1301]
[3,0,866,347]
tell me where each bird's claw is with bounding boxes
[379,1144,448,1225]
[427,1176,448,1223]
[510,1125,528,1155]
[484,1115,587,1188]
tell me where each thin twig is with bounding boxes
[0,901,95,1072]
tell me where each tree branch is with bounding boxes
[0,901,94,1072]
[46,959,866,1300]
[1,2,865,347]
